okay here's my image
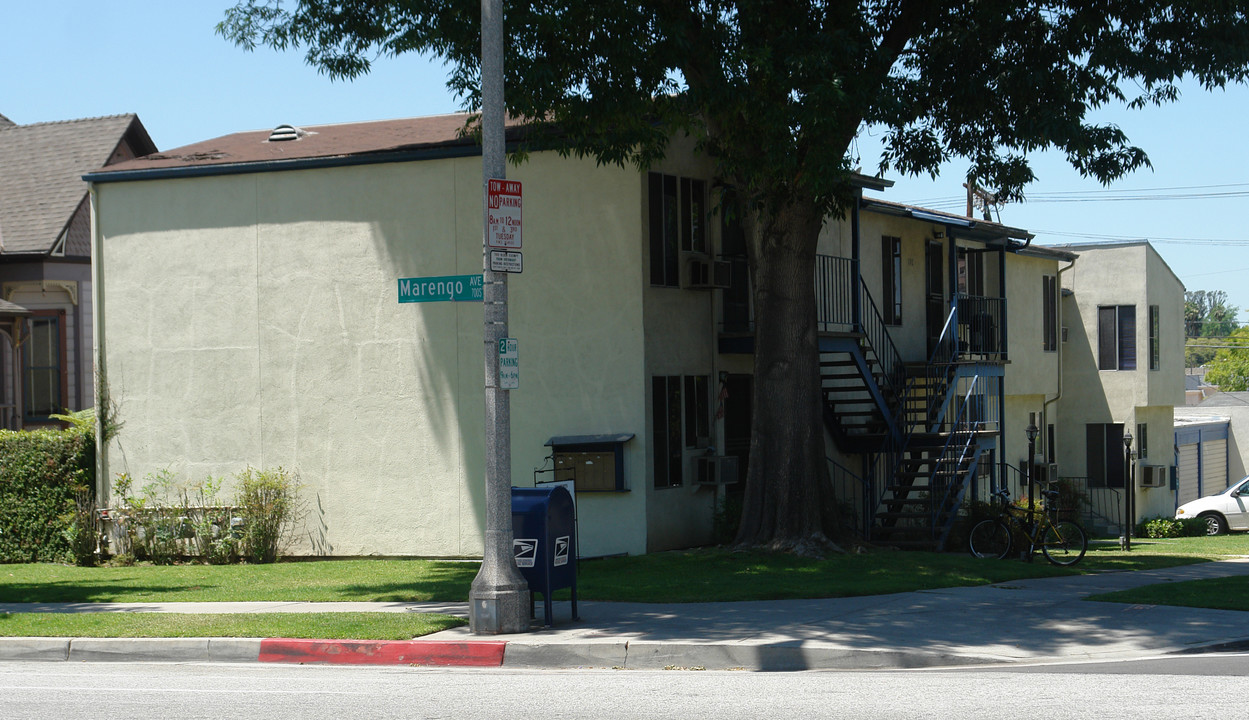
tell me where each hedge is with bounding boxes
[0,426,95,563]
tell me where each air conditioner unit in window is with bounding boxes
[1140,465,1168,488]
[687,258,732,290]
[696,455,740,486]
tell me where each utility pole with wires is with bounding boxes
[964,179,999,222]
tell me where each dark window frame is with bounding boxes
[1086,423,1126,488]
[1098,305,1137,371]
[648,172,708,288]
[652,374,711,488]
[22,309,67,423]
[1043,275,1057,352]
[882,235,902,325]
[1149,305,1160,370]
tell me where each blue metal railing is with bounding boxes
[928,376,987,545]
[954,293,1007,361]
[815,255,857,332]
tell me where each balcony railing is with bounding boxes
[815,255,857,332]
[955,293,1006,361]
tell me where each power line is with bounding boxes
[900,180,1249,209]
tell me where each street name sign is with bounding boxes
[397,274,484,303]
[499,337,519,389]
[487,179,522,249]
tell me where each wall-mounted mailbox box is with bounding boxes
[511,485,578,626]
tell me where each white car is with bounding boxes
[1175,475,1249,535]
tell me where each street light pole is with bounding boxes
[1123,429,1134,552]
[1025,413,1039,563]
[468,0,530,635]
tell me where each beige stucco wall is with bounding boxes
[1055,242,1185,523]
[1002,253,1060,398]
[94,150,653,558]
[856,212,929,360]
[1060,243,1184,414]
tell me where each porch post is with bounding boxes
[998,247,1008,361]
[947,230,958,357]
[851,194,862,331]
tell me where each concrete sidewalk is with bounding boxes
[5,559,1249,671]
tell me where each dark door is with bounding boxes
[925,241,945,357]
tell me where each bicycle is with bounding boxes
[968,486,1088,566]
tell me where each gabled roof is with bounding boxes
[89,114,494,182]
[0,114,156,255]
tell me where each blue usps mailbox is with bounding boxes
[510,485,577,626]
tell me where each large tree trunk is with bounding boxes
[732,197,839,554]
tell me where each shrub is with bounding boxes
[63,485,100,567]
[183,478,239,565]
[235,467,304,564]
[0,426,96,564]
[111,469,185,565]
[1138,515,1208,538]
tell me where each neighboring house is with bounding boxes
[0,113,156,429]
[1175,390,1249,500]
[1184,369,1218,406]
[87,113,1134,557]
[1049,241,1186,534]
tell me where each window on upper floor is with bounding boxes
[648,173,707,287]
[882,236,902,325]
[1097,305,1136,370]
[1149,305,1160,370]
[1043,275,1057,352]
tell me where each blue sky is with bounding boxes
[6,2,1249,321]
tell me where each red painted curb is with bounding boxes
[258,638,507,666]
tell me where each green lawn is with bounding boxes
[2,534,1246,639]
[0,612,465,639]
[1090,575,1249,612]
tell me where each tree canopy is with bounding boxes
[1186,290,1240,367]
[220,1,1249,552]
[1203,326,1249,391]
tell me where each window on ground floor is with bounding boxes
[23,310,66,422]
[652,375,710,488]
[1086,423,1126,488]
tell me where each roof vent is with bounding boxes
[267,124,304,142]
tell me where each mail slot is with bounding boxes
[511,485,578,626]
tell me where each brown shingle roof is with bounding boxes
[95,114,485,176]
[0,114,155,254]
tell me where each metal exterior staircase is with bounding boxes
[817,285,1004,551]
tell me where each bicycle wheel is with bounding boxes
[1040,520,1087,566]
[969,520,1011,559]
